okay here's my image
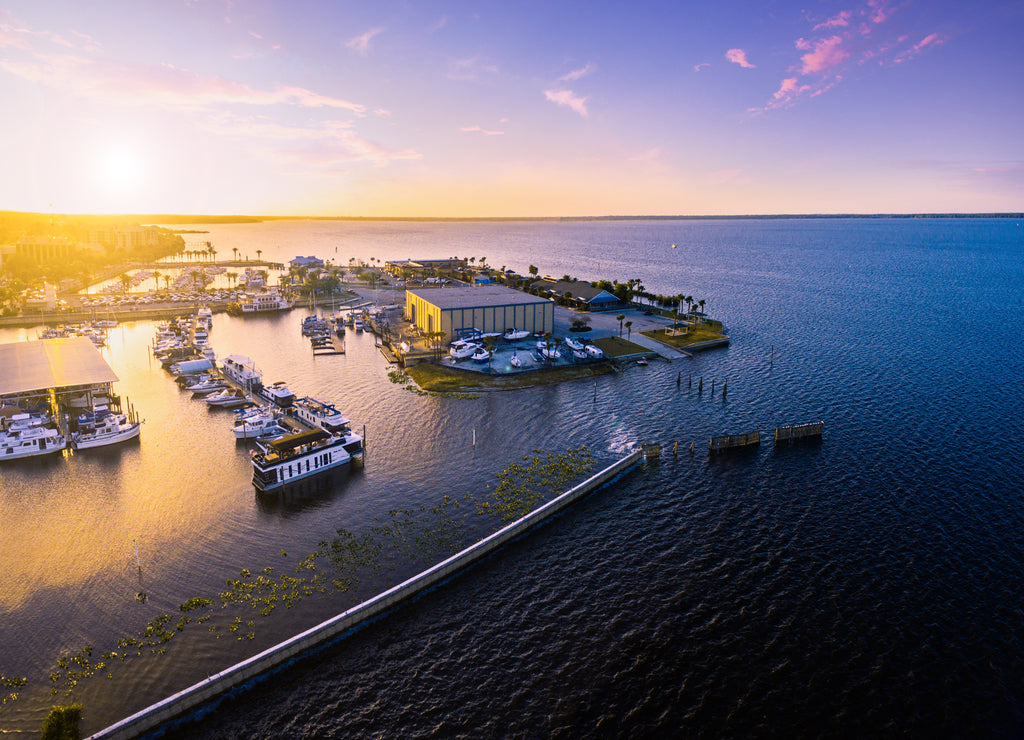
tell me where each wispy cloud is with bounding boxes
[558,63,595,82]
[446,55,499,81]
[347,27,384,56]
[756,0,948,111]
[1,52,366,114]
[460,125,504,136]
[694,62,711,72]
[544,89,588,118]
[894,33,947,63]
[726,48,755,68]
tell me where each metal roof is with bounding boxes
[406,285,551,310]
[0,337,119,396]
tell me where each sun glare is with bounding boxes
[98,147,142,190]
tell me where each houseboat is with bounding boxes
[221,355,263,393]
[251,427,363,492]
[257,381,296,408]
[70,408,141,449]
[291,397,352,434]
[1,425,66,460]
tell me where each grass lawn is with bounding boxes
[590,336,650,358]
[404,360,614,392]
[641,321,727,348]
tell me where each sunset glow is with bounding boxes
[1,0,1021,216]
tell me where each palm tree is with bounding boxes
[625,320,633,340]
[697,299,705,326]
[256,249,262,263]
[119,273,131,294]
[226,271,238,288]
[232,247,239,262]
[616,313,625,337]
[152,270,162,291]
[207,244,217,263]
[162,274,171,291]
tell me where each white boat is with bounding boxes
[71,410,141,450]
[187,377,229,396]
[258,381,296,408]
[471,347,490,363]
[240,288,293,313]
[585,345,604,359]
[1,426,66,460]
[233,409,286,439]
[251,428,363,492]
[221,355,263,392]
[510,351,522,368]
[573,349,588,360]
[449,342,480,360]
[536,340,561,360]
[291,398,352,434]
[503,328,530,340]
[204,388,251,408]
[564,337,584,351]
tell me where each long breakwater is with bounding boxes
[89,449,645,739]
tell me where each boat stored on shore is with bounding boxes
[251,428,363,492]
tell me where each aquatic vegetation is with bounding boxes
[1,675,27,708]
[473,446,595,521]
[28,446,598,712]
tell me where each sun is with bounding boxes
[98,147,142,190]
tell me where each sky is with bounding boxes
[1,0,1021,217]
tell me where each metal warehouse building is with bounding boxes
[405,285,554,340]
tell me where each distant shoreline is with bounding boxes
[3,210,1021,226]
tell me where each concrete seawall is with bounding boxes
[89,448,644,740]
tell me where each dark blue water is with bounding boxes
[2,218,1023,737]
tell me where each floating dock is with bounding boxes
[774,421,824,444]
[709,430,760,454]
[311,334,345,355]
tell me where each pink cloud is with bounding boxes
[894,32,947,63]
[814,11,852,30]
[800,35,849,74]
[544,89,588,117]
[346,27,384,56]
[726,48,755,68]
[867,0,895,24]
[460,125,504,136]
[694,62,710,72]
[558,63,595,82]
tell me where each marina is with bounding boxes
[0,218,1022,738]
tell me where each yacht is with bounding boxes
[70,408,141,449]
[503,328,530,341]
[233,408,287,440]
[449,342,479,360]
[1,425,66,460]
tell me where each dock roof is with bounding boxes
[0,337,119,397]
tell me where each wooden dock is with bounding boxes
[311,334,345,355]
[709,430,760,454]
[773,421,824,444]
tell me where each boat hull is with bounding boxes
[72,423,141,449]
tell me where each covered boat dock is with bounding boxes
[0,337,120,413]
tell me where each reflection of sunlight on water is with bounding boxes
[606,428,638,455]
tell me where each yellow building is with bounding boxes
[406,285,553,340]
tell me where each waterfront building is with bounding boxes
[384,258,468,280]
[529,278,621,311]
[405,284,553,341]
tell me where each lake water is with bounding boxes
[1,218,1022,737]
